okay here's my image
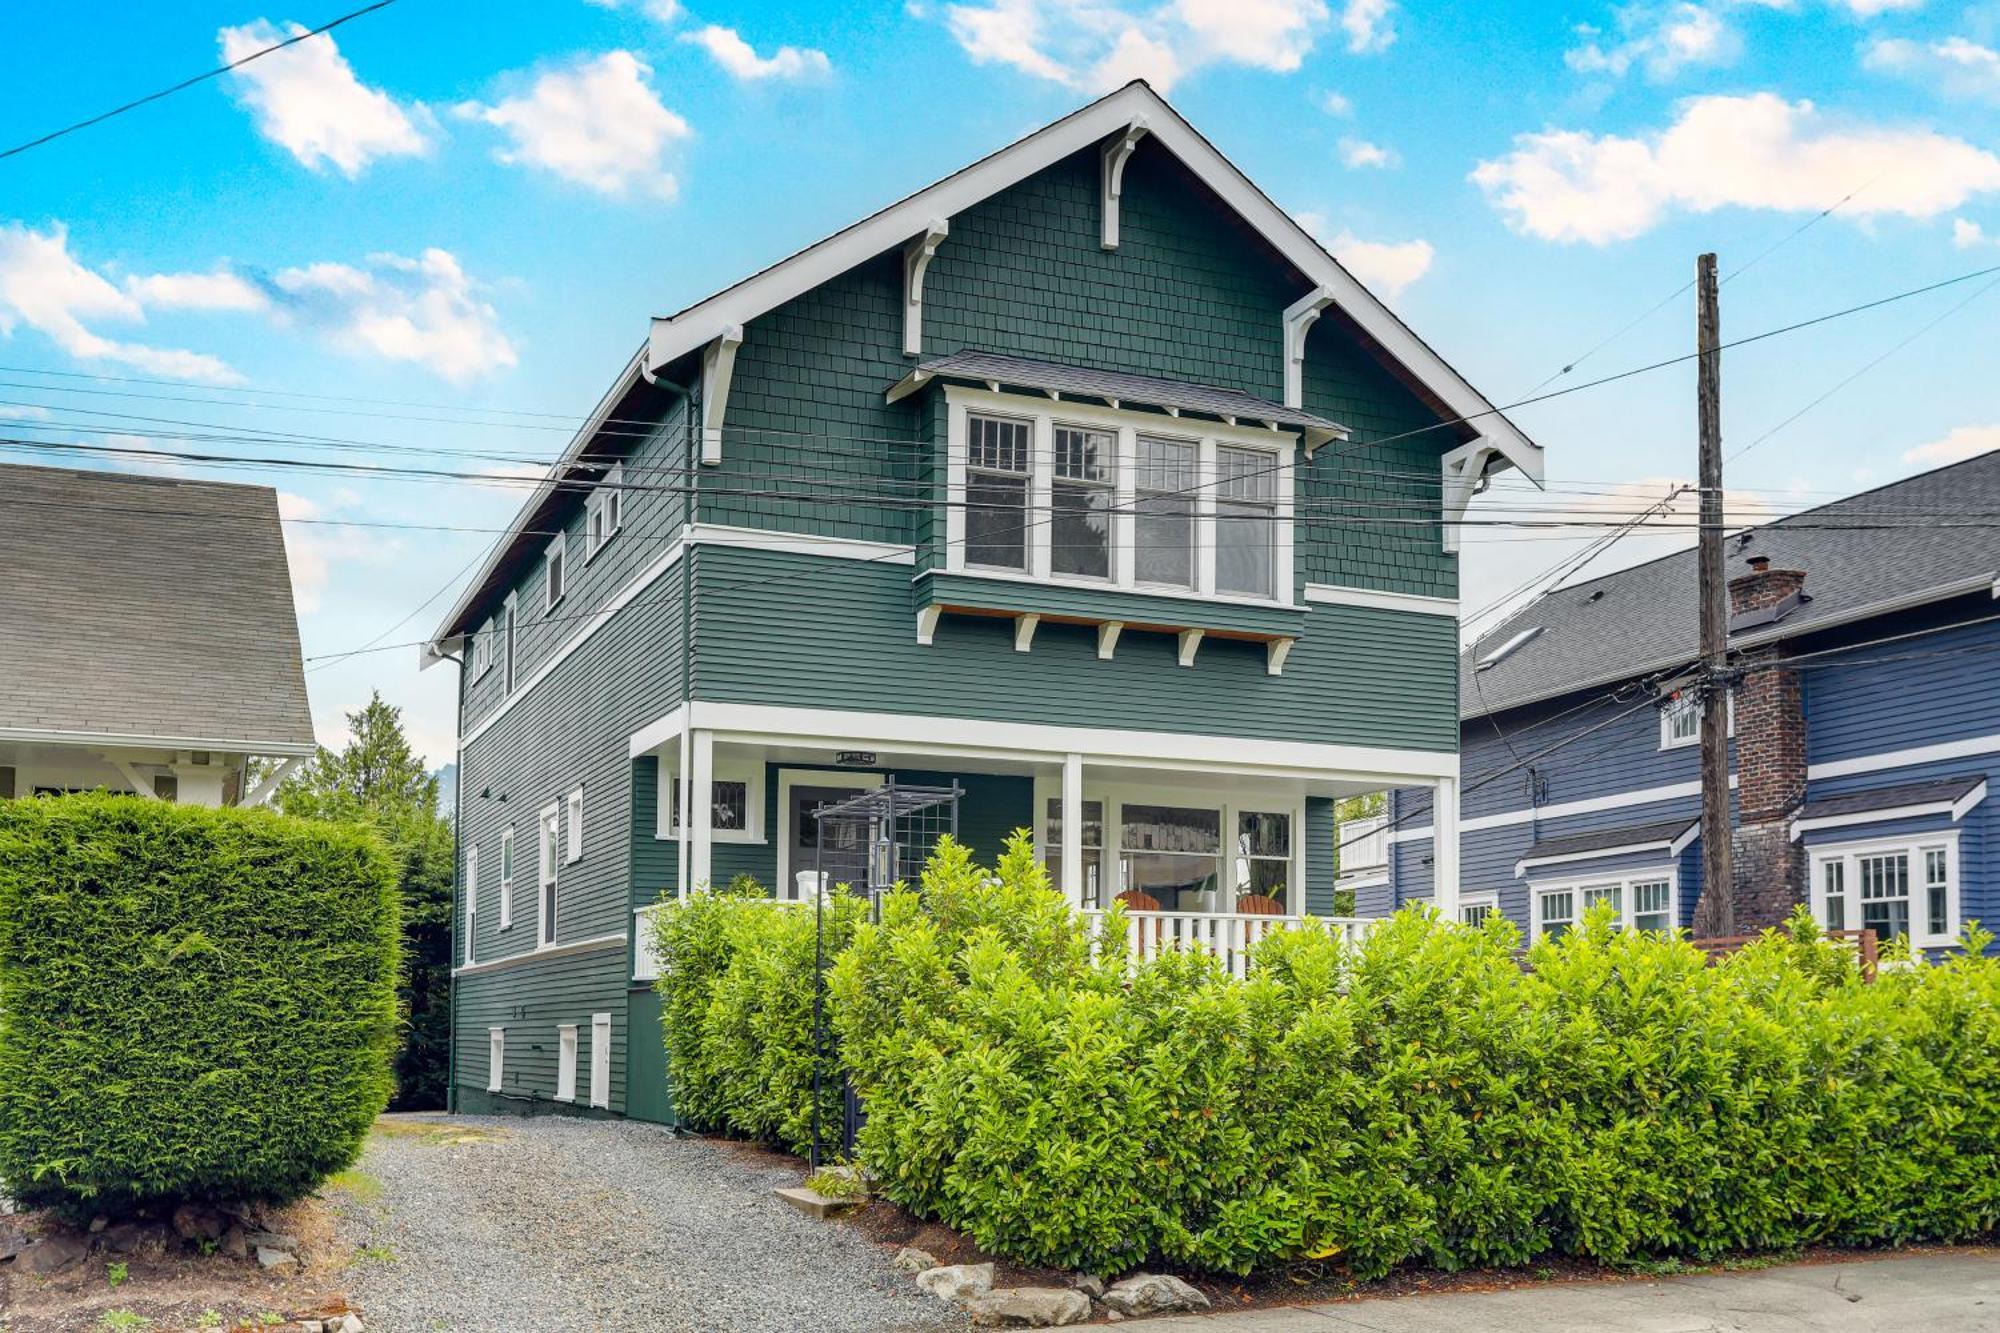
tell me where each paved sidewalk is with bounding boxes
[1150,1250,2000,1333]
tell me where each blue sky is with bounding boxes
[3,0,1998,764]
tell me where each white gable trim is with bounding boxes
[645,83,1539,482]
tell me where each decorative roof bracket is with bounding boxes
[902,219,950,358]
[1100,120,1150,250]
[1283,288,1336,411]
[1441,441,1499,555]
[699,325,744,467]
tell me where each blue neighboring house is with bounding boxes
[1371,451,2000,952]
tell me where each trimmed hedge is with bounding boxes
[0,793,401,1214]
[660,833,2000,1277]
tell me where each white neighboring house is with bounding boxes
[0,462,317,805]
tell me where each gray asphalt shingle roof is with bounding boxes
[0,463,316,750]
[1519,817,1699,866]
[911,350,1350,440]
[1466,451,2000,719]
[1796,776,1986,822]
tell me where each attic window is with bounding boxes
[1476,626,1543,671]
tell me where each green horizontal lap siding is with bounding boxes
[456,945,630,1113]
[918,571,1307,639]
[692,546,1457,751]
[1304,796,1338,914]
[625,989,672,1124]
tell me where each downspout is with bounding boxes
[444,643,466,1115]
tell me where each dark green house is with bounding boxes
[424,82,1542,1122]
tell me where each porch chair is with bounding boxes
[1233,893,1285,916]
[1114,889,1164,958]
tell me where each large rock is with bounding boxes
[916,1262,994,1302]
[891,1246,937,1274]
[243,1229,299,1252]
[1102,1273,1211,1316]
[218,1226,249,1260]
[18,1233,90,1274]
[256,1245,299,1271]
[172,1202,227,1243]
[961,1287,1094,1328]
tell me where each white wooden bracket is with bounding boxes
[1177,628,1204,668]
[1440,441,1498,555]
[1096,621,1123,660]
[242,755,305,808]
[1283,288,1336,412]
[916,605,941,646]
[107,756,158,799]
[1014,613,1041,653]
[902,219,949,358]
[1266,638,1294,677]
[1100,120,1149,250]
[699,325,744,467]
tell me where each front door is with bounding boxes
[789,784,872,898]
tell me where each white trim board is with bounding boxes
[635,699,1459,785]
[646,83,1539,481]
[1388,774,1736,841]
[1515,823,1698,877]
[1303,584,1458,618]
[451,932,628,979]
[1790,781,1987,840]
[1808,733,2000,781]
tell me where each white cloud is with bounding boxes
[1338,136,1396,168]
[1953,217,1990,248]
[937,0,1335,93]
[1839,0,1923,14]
[218,20,432,177]
[1339,0,1395,54]
[277,490,388,614]
[683,24,832,81]
[1297,213,1435,299]
[0,403,49,421]
[269,248,516,383]
[1865,35,2000,103]
[0,223,240,383]
[1472,93,2000,245]
[123,269,270,312]
[457,51,691,198]
[587,0,684,19]
[1903,424,2000,467]
[1565,3,1734,81]
[1319,89,1353,116]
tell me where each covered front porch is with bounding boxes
[628,703,1462,971]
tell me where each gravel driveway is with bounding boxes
[334,1114,967,1333]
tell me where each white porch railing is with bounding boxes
[1081,909,1372,979]
[1337,813,1389,876]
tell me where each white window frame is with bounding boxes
[590,1012,612,1109]
[943,387,1297,609]
[555,1024,578,1102]
[1659,691,1735,751]
[566,787,584,864]
[471,619,494,679]
[537,802,561,948]
[464,845,478,965]
[487,1027,505,1093]
[1457,892,1499,927]
[657,758,766,844]
[1530,867,1679,942]
[544,534,568,614]
[585,462,624,561]
[502,592,519,693]
[1030,774,1307,914]
[498,826,515,931]
[1807,831,1960,950]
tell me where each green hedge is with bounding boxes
[0,793,401,1214]
[660,834,2000,1277]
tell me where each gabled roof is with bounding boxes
[1465,449,2000,720]
[0,463,316,754]
[429,82,1542,650]
[891,350,1348,447]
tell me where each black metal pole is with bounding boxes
[810,817,825,1169]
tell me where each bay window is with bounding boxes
[1811,836,1958,947]
[1533,871,1679,941]
[946,389,1294,605]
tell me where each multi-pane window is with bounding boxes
[1632,879,1672,932]
[1660,696,1701,748]
[587,463,623,558]
[1538,889,1576,940]
[1050,425,1114,579]
[1215,446,1278,598]
[498,827,515,930]
[1460,897,1497,927]
[1812,841,1955,947]
[966,414,1031,571]
[544,536,567,612]
[1580,882,1621,920]
[1043,798,1105,907]
[1135,437,1198,588]
[1234,811,1291,911]
[464,846,479,965]
[660,764,764,843]
[471,621,493,677]
[539,805,560,947]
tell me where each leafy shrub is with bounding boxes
[668,835,2000,1277]
[0,793,400,1214]
[651,875,866,1155]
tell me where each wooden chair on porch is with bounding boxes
[1114,889,1163,958]
[1234,893,1284,916]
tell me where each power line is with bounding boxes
[0,1,402,163]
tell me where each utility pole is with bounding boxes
[1693,252,1734,938]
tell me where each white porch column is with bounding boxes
[1431,775,1460,921]
[1060,752,1084,910]
[688,728,715,893]
[675,729,692,900]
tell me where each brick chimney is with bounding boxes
[1726,555,1809,930]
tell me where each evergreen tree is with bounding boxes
[277,692,453,1110]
